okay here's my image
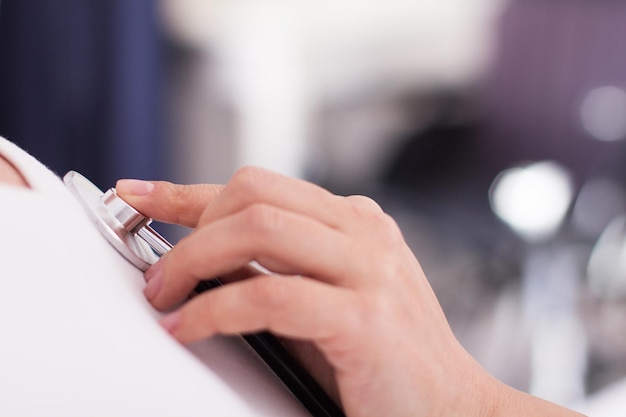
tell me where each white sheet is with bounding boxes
[0,137,309,417]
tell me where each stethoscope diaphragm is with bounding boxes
[64,171,172,271]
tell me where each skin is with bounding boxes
[116,166,586,417]
[0,155,29,188]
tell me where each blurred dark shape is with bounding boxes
[382,0,626,268]
[386,0,626,194]
[0,0,165,189]
[474,0,626,185]
[380,0,626,395]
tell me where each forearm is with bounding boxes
[492,383,587,417]
[450,355,587,417]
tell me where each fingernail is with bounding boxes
[143,270,163,301]
[116,179,155,196]
[160,311,181,334]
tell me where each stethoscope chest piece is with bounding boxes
[64,171,171,271]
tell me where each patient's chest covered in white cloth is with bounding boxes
[0,138,308,417]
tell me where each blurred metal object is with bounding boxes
[63,170,168,271]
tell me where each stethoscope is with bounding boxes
[63,170,344,417]
[64,170,170,271]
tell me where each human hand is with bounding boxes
[115,167,502,417]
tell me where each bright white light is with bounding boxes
[581,86,626,142]
[490,161,574,242]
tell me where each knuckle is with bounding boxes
[338,295,368,335]
[346,194,383,213]
[374,212,403,244]
[345,196,394,232]
[242,203,282,235]
[379,213,401,236]
[374,255,404,282]
[247,277,290,310]
[230,166,269,199]
[367,218,407,277]
[344,195,405,246]
[227,166,280,211]
[363,291,398,323]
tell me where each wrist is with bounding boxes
[457,362,502,417]
[435,347,502,417]
[486,379,587,417]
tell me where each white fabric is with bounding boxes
[0,137,308,417]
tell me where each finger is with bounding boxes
[197,166,377,232]
[116,179,223,228]
[146,204,369,310]
[159,275,362,347]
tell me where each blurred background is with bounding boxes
[1,0,626,414]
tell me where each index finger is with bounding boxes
[115,180,223,228]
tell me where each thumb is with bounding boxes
[115,179,223,228]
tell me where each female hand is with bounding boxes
[116,167,580,417]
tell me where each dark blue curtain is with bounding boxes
[0,0,164,189]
